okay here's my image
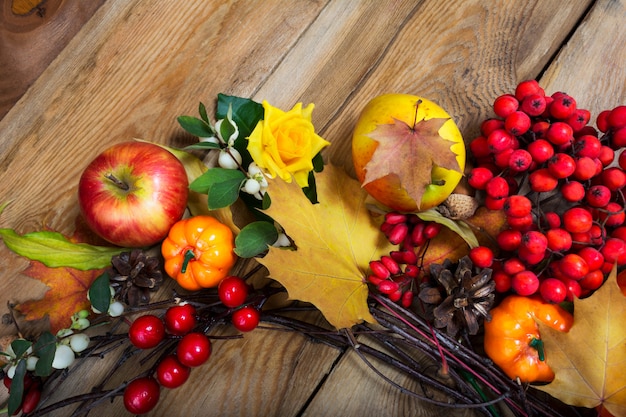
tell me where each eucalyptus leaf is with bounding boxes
[0,229,125,270]
[177,115,214,137]
[416,209,479,248]
[8,359,26,415]
[89,272,112,314]
[33,331,57,377]
[11,339,32,358]
[235,221,279,258]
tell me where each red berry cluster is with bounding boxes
[468,79,626,303]
[369,212,442,307]
[124,276,261,415]
[3,372,42,414]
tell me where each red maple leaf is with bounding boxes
[363,104,462,208]
[16,262,104,333]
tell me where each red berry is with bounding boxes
[369,260,391,280]
[388,223,409,245]
[559,253,589,280]
[485,196,506,210]
[401,291,414,308]
[481,119,505,137]
[547,153,576,179]
[608,105,626,129]
[574,135,601,158]
[231,306,261,332]
[563,207,593,233]
[520,94,547,116]
[493,94,519,118]
[502,258,525,275]
[156,355,191,389]
[598,146,615,166]
[542,212,561,229]
[540,278,567,304]
[586,185,611,208]
[546,122,574,146]
[577,247,605,271]
[508,149,533,172]
[467,167,494,190]
[21,385,42,414]
[504,111,531,135]
[566,108,591,132]
[384,212,408,225]
[504,195,532,218]
[518,246,545,266]
[601,238,626,265]
[218,276,250,308]
[129,315,166,349]
[487,129,514,153]
[527,139,554,164]
[492,270,512,293]
[601,167,626,191]
[573,156,597,181]
[529,168,558,192]
[521,231,548,254]
[579,269,605,291]
[515,80,544,101]
[124,377,160,414]
[506,214,534,231]
[597,110,611,132]
[546,228,572,252]
[469,246,494,268]
[164,304,197,336]
[177,333,212,367]
[485,176,509,199]
[561,181,585,202]
[497,229,522,251]
[469,136,492,158]
[377,280,400,295]
[511,271,540,296]
[560,278,582,301]
[549,92,576,119]
[423,223,442,240]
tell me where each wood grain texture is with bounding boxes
[0,0,106,119]
[0,0,625,415]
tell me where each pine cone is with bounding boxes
[418,256,495,337]
[109,250,163,306]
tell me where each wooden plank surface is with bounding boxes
[1,0,625,416]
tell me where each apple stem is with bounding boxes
[105,173,130,191]
[181,250,196,273]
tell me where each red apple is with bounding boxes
[78,141,189,247]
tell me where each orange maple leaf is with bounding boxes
[16,262,104,333]
[363,107,461,207]
[15,219,108,333]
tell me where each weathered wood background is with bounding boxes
[1,0,625,416]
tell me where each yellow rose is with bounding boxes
[247,101,330,188]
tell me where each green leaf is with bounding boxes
[11,339,32,358]
[183,142,221,151]
[0,229,125,270]
[216,94,263,140]
[190,168,246,209]
[8,359,27,416]
[33,331,56,377]
[302,171,318,204]
[89,272,111,314]
[312,152,325,172]
[199,101,209,124]
[234,221,279,258]
[177,115,214,138]
[416,209,479,248]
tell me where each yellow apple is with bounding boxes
[352,93,465,212]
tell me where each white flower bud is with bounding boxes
[218,148,242,169]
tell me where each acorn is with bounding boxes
[439,193,479,220]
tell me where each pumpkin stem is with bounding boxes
[181,250,195,273]
[529,338,545,361]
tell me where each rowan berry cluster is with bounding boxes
[468,79,626,303]
[368,212,442,307]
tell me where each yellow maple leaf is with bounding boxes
[536,264,626,416]
[256,164,395,329]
